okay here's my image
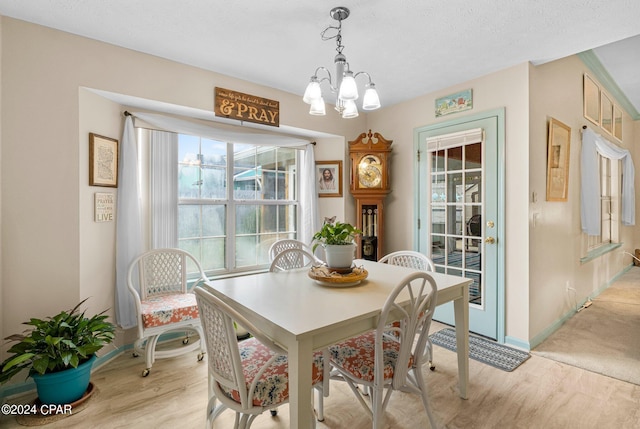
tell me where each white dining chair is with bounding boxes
[379,250,437,371]
[127,248,208,377]
[194,285,327,428]
[328,271,439,429]
[378,250,435,272]
[268,239,318,262]
[269,248,318,272]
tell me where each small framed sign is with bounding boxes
[94,192,115,222]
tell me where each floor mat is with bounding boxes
[429,328,530,372]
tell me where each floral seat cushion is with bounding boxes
[220,337,324,407]
[329,330,414,382]
[140,293,199,328]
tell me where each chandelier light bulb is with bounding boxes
[338,70,358,101]
[303,78,322,104]
[362,83,381,110]
[309,97,326,115]
[341,99,359,118]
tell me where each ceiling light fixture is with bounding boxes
[302,6,381,119]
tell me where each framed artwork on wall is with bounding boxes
[601,92,613,135]
[435,89,473,117]
[316,160,343,197]
[613,105,623,141]
[583,74,600,126]
[89,133,119,187]
[546,118,571,202]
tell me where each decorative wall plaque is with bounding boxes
[214,87,279,127]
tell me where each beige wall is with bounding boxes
[368,63,532,343]
[528,56,638,343]
[0,17,364,356]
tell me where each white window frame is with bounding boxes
[584,154,620,253]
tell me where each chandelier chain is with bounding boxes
[320,21,345,55]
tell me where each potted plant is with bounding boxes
[0,298,115,405]
[312,218,362,268]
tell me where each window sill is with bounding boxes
[580,242,622,264]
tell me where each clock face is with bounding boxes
[358,154,383,188]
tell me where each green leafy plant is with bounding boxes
[312,218,362,252]
[0,298,115,383]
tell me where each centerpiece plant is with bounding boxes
[312,217,362,268]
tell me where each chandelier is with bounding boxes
[302,6,381,118]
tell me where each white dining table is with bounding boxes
[203,259,472,429]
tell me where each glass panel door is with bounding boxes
[417,112,502,340]
[430,142,483,307]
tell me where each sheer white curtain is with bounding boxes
[150,130,179,248]
[115,116,143,328]
[581,127,635,235]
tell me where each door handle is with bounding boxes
[485,237,496,244]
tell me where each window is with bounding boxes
[586,154,619,251]
[151,132,301,276]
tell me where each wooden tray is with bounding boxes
[308,265,368,287]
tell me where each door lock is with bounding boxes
[485,237,496,244]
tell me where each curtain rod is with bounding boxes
[122,110,316,145]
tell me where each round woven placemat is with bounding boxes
[308,265,368,284]
[15,382,98,426]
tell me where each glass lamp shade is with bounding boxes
[303,79,322,104]
[341,100,359,118]
[309,97,326,115]
[338,71,358,101]
[362,84,381,110]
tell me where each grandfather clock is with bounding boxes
[349,130,392,261]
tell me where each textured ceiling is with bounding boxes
[1,0,639,112]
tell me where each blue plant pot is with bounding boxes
[31,354,96,404]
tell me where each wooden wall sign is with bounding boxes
[214,87,279,127]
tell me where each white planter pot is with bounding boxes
[324,243,355,268]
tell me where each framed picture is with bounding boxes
[316,160,342,197]
[546,118,571,202]
[613,104,623,141]
[601,92,613,135]
[435,89,473,117]
[583,74,600,126]
[89,133,119,187]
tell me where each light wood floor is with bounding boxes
[2,321,640,429]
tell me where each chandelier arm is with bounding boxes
[313,67,338,93]
[353,71,374,84]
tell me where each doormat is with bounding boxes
[429,328,530,372]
